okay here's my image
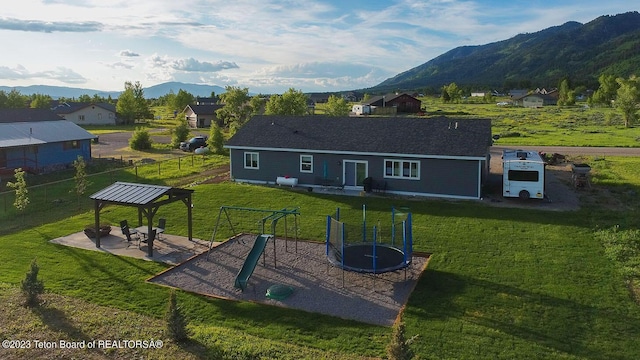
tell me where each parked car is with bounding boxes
[180,136,208,152]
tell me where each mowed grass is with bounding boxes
[2,176,640,358]
[3,101,640,358]
[420,97,640,147]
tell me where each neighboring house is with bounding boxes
[0,109,96,175]
[513,93,558,107]
[471,91,487,97]
[225,115,492,200]
[508,89,529,98]
[195,97,217,105]
[52,102,117,125]
[307,93,331,104]
[363,93,422,114]
[183,104,224,128]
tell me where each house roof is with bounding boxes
[226,116,492,158]
[0,108,63,123]
[0,120,97,148]
[185,104,224,115]
[363,93,419,106]
[52,102,116,114]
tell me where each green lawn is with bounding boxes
[2,175,640,358]
[2,102,640,358]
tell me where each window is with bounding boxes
[63,141,80,150]
[78,115,85,121]
[384,159,419,179]
[300,155,313,173]
[244,152,259,169]
[508,170,539,182]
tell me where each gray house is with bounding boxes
[225,116,492,199]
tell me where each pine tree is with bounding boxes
[165,290,190,342]
[386,320,416,360]
[21,259,44,307]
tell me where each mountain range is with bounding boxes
[3,11,639,98]
[367,11,640,93]
[0,82,226,99]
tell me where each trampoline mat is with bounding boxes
[338,243,409,273]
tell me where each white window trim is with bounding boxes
[300,155,313,173]
[244,152,259,169]
[383,159,420,180]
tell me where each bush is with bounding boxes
[172,120,190,148]
[129,127,153,150]
[165,290,191,342]
[21,258,44,307]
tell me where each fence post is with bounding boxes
[178,157,181,170]
[135,166,138,180]
[158,162,161,176]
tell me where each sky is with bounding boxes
[0,0,637,94]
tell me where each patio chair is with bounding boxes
[119,220,139,246]
[156,218,166,239]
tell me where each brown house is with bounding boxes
[364,93,422,113]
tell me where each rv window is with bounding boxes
[508,170,539,182]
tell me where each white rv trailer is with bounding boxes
[502,149,546,200]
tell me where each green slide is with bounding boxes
[234,234,271,291]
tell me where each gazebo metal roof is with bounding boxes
[89,181,194,257]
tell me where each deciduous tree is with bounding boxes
[264,88,308,116]
[173,89,195,112]
[590,74,618,107]
[216,86,254,134]
[615,75,640,128]
[324,95,351,116]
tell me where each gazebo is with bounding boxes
[89,182,194,257]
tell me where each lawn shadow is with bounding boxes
[405,270,640,359]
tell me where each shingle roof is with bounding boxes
[0,108,63,123]
[226,116,492,158]
[186,104,224,115]
[52,102,116,114]
[0,120,97,148]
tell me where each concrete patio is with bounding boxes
[50,228,214,265]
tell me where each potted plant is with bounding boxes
[84,223,112,238]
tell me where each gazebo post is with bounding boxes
[94,200,101,248]
[187,194,193,241]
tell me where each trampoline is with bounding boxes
[326,206,413,274]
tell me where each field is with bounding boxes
[1,101,640,359]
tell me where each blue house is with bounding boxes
[0,109,96,175]
[225,116,492,200]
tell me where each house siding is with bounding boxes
[230,149,483,198]
[4,140,92,173]
[62,106,116,125]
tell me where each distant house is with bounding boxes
[514,93,558,107]
[225,115,492,200]
[52,102,117,125]
[471,91,487,97]
[183,104,224,128]
[363,93,422,114]
[0,109,96,175]
[195,97,217,105]
[508,89,529,98]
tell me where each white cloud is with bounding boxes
[0,64,86,84]
[119,50,140,57]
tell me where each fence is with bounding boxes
[0,153,226,234]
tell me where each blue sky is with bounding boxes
[0,0,637,93]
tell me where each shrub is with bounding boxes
[165,290,191,342]
[21,258,44,307]
[386,320,416,360]
[129,127,153,150]
[171,120,190,148]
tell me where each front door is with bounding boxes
[343,161,368,188]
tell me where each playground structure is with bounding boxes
[326,205,413,275]
[207,206,300,291]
